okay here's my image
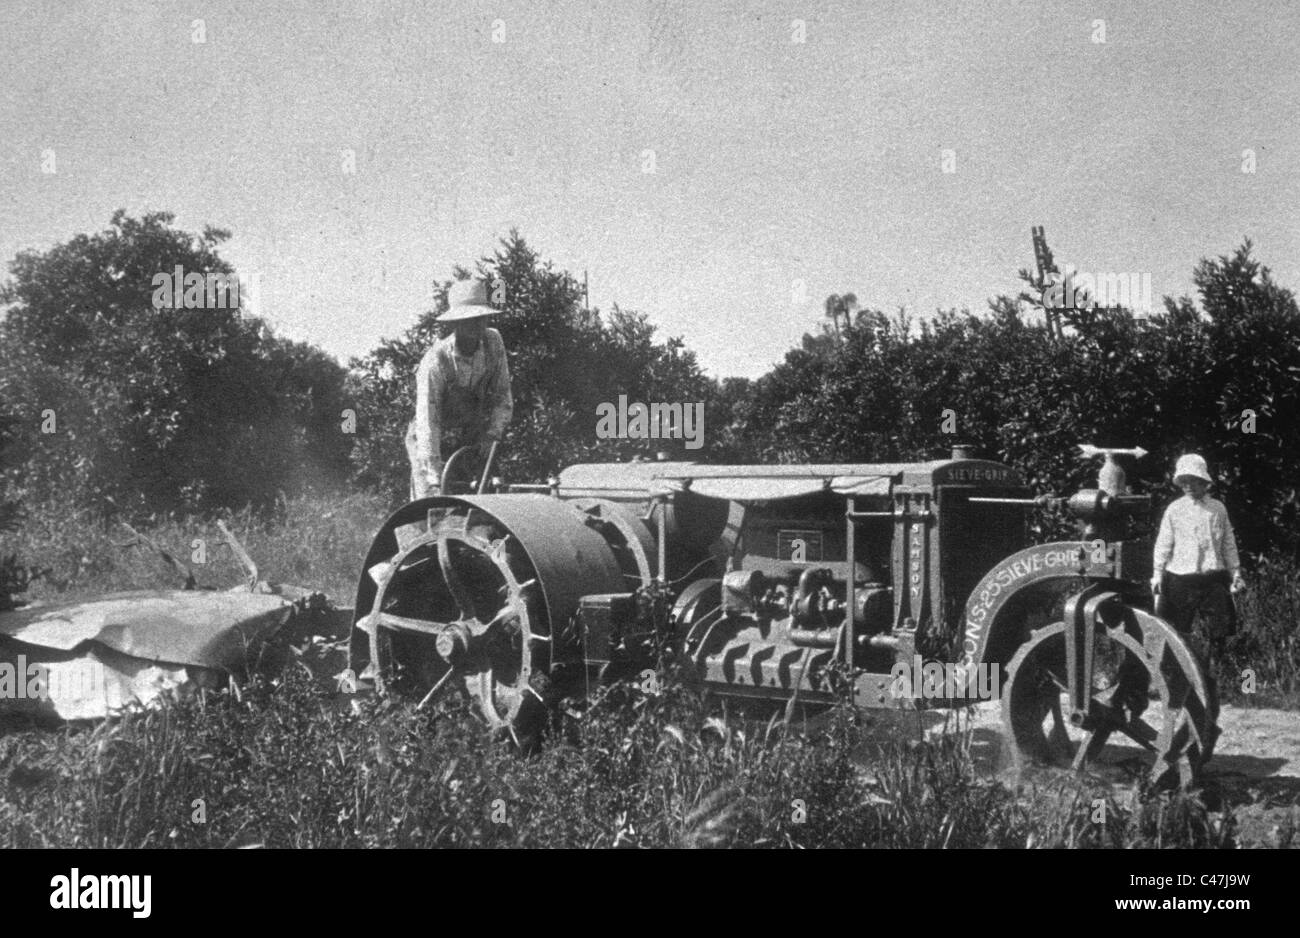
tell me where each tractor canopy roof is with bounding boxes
[556,459,1025,502]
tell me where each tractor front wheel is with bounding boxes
[1001,604,1219,788]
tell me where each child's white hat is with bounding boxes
[1174,453,1212,484]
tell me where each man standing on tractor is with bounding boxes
[1150,453,1246,667]
[405,278,513,500]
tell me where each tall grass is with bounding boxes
[0,665,1237,848]
[3,489,393,604]
[1217,556,1300,706]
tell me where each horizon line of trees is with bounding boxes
[3,211,1299,567]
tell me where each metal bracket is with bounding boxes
[1062,585,1122,726]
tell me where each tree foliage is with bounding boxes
[4,213,1296,563]
[728,241,1300,556]
[0,210,351,515]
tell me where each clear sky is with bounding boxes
[2,0,1297,378]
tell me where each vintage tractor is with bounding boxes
[348,444,1219,787]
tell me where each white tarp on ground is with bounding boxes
[0,588,308,721]
[0,645,211,721]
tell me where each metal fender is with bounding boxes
[961,541,1141,670]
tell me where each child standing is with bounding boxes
[1151,454,1246,655]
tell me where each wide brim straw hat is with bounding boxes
[1173,453,1212,484]
[437,279,502,322]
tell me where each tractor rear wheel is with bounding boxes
[361,507,551,744]
[352,494,642,749]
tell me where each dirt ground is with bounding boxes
[850,700,1300,847]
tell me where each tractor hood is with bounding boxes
[559,462,910,502]
[556,459,1026,503]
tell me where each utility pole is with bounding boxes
[1032,226,1063,341]
[583,269,590,312]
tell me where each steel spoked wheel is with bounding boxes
[361,506,549,737]
[1002,608,1219,788]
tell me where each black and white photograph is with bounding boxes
[1,0,1296,906]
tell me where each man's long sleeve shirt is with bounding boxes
[412,327,513,480]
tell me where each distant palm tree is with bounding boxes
[839,293,859,331]
[824,293,859,341]
[824,293,841,340]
